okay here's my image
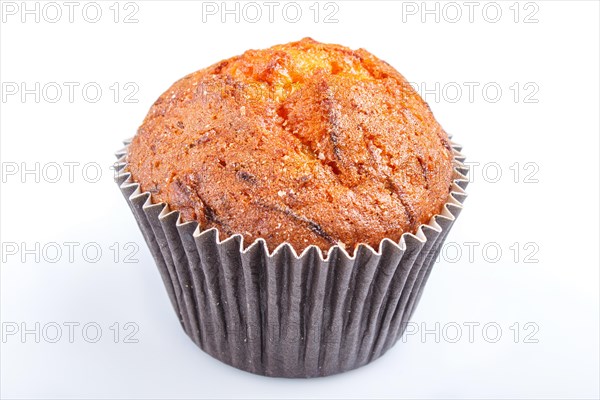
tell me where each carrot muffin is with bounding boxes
[118,38,468,378]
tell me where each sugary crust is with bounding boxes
[127,38,454,253]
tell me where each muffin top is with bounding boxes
[127,38,454,254]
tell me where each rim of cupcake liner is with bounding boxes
[115,138,468,262]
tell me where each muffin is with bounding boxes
[116,38,468,378]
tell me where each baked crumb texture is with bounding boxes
[127,38,454,253]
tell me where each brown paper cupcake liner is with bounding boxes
[114,140,468,378]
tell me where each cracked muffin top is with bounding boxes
[127,38,454,254]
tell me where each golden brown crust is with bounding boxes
[127,38,454,253]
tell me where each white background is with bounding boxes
[1,1,599,399]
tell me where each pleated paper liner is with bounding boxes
[114,140,468,378]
